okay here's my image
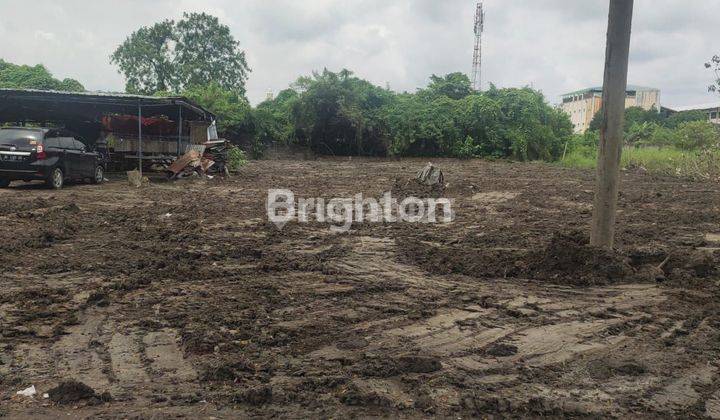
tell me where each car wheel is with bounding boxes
[0,178,10,188]
[92,166,104,184]
[46,168,64,189]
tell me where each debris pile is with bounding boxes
[167,149,204,180]
[203,140,232,176]
[166,140,233,180]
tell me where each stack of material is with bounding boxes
[166,140,232,180]
[203,140,231,175]
[167,150,204,179]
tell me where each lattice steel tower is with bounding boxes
[471,2,485,91]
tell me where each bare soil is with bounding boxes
[1,158,719,418]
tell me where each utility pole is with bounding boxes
[471,2,484,91]
[590,0,634,248]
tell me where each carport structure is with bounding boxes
[0,89,215,174]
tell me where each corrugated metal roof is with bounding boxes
[0,88,183,101]
[0,88,215,122]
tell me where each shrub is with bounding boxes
[226,145,247,172]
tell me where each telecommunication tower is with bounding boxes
[471,2,485,91]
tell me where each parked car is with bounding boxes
[0,127,105,189]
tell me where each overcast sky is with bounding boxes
[0,0,717,107]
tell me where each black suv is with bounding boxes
[0,127,105,189]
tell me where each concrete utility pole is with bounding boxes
[590,0,634,248]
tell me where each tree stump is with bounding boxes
[415,162,444,186]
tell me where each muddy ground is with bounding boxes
[1,158,719,418]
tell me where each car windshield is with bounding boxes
[0,129,43,150]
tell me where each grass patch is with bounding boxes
[561,146,720,181]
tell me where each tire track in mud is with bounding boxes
[42,305,199,402]
[325,234,668,364]
[3,159,720,418]
[307,234,697,415]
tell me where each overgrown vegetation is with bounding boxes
[562,106,720,181]
[159,67,572,161]
[254,69,572,159]
[226,145,247,172]
[0,59,84,92]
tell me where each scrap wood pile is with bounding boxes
[167,140,232,180]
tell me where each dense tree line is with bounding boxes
[167,68,573,161]
[251,69,573,160]
[0,59,84,92]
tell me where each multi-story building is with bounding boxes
[560,85,660,133]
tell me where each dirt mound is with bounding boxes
[232,385,272,405]
[586,359,647,380]
[48,380,109,405]
[391,177,445,199]
[353,354,443,377]
[662,248,720,287]
[398,230,680,286]
[484,343,519,357]
[525,231,633,286]
[399,231,634,286]
[398,241,525,279]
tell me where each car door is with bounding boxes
[43,131,68,175]
[73,138,94,177]
[59,136,79,178]
[42,133,62,169]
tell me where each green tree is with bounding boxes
[706,55,720,93]
[290,69,393,155]
[175,13,250,95]
[181,82,252,135]
[589,106,661,132]
[484,86,571,160]
[111,13,249,95]
[457,94,502,156]
[256,88,300,145]
[625,121,658,145]
[674,120,719,150]
[423,72,473,100]
[664,110,707,129]
[58,78,85,92]
[110,20,176,94]
[0,60,84,91]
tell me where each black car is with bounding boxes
[0,127,105,189]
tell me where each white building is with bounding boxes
[560,85,661,133]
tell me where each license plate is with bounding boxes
[1,155,23,161]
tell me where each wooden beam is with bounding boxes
[590,0,634,248]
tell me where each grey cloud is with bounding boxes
[0,0,717,107]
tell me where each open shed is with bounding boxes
[0,88,215,171]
